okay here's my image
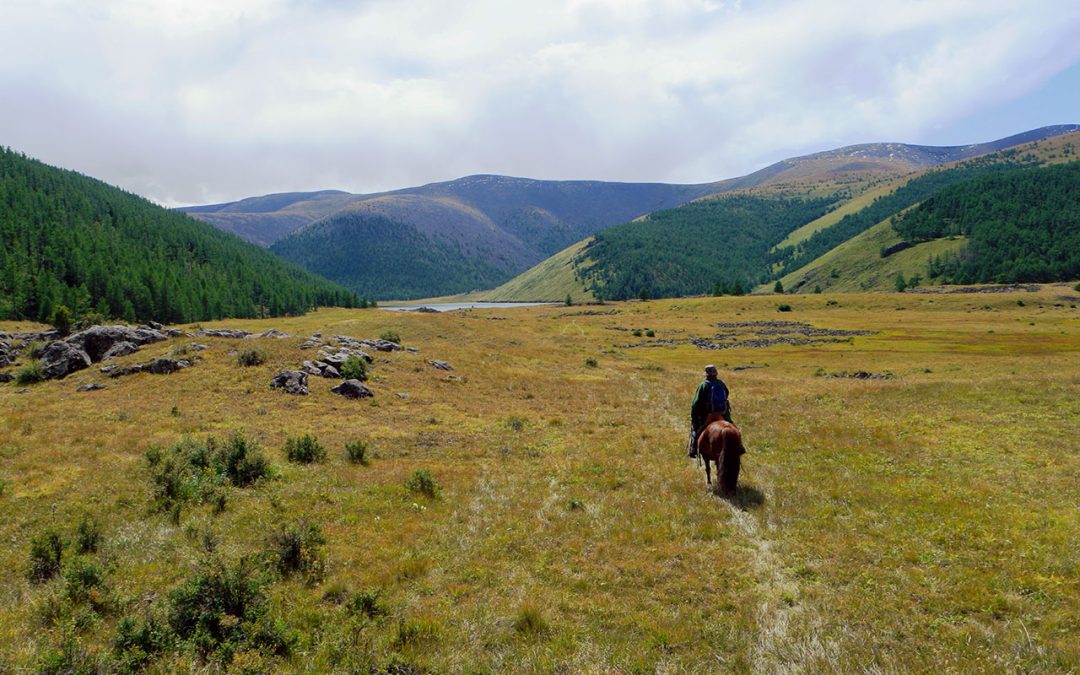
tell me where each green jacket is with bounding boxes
[691,378,729,427]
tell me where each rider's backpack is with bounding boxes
[709,381,728,413]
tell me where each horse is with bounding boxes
[696,413,745,494]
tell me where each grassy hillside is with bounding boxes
[0,148,358,323]
[478,239,596,303]
[1,288,1078,670]
[774,218,969,293]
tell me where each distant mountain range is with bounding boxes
[180,125,1080,299]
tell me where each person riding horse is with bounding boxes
[688,364,731,458]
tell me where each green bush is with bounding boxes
[284,434,326,464]
[645,329,655,337]
[406,470,440,498]
[64,557,108,610]
[340,355,368,381]
[212,433,270,487]
[75,515,101,555]
[28,530,64,583]
[146,434,269,515]
[584,358,598,368]
[777,304,793,312]
[379,330,401,344]
[269,522,326,581]
[236,348,266,367]
[49,305,73,336]
[347,589,386,619]
[15,361,45,385]
[345,440,369,465]
[113,615,171,671]
[167,557,295,661]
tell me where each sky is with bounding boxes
[2,0,1079,207]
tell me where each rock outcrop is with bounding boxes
[270,370,309,395]
[108,357,195,378]
[331,379,373,399]
[39,341,92,379]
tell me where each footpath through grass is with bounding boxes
[0,286,1077,671]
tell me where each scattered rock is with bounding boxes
[270,370,309,395]
[189,343,208,352]
[825,371,895,380]
[321,365,341,378]
[77,383,106,392]
[416,306,439,313]
[331,379,373,399]
[109,357,194,378]
[428,360,454,371]
[99,365,116,374]
[301,360,323,376]
[248,328,291,339]
[0,337,13,367]
[39,341,92,379]
[198,328,252,339]
[0,372,13,383]
[334,335,401,352]
[396,392,409,399]
[907,284,1040,294]
[300,334,323,350]
[732,365,767,371]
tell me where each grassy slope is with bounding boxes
[1,288,1078,671]
[773,218,970,293]
[476,239,596,303]
[774,174,913,249]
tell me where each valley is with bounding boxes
[2,287,1077,670]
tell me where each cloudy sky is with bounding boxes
[3,0,1079,206]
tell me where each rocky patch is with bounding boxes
[428,360,453,371]
[300,333,323,350]
[77,383,107,392]
[270,370,309,395]
[823,370,895,380]
[197,328,252,339]
[907,284,1040,294]
[692,321,876,351]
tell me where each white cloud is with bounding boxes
[1,0,1078,205]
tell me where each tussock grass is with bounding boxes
[1,287,1078,670]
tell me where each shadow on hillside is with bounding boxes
[720,484,766,510]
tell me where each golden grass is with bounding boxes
[1,286,1078,670]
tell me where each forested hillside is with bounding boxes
[580,195,838,300]
[270,211,512,299]
[0,148,359,323]
[893,162,1080,283]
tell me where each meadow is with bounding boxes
[1,285,1077,672]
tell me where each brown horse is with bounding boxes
[696,413,745,494]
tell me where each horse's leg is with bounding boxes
[704,454,712,485]
[722,450,740,496]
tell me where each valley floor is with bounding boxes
[1,286,1078,671]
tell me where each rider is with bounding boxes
[689,364,731,457]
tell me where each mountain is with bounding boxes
[182,125,1080,300]
[0,147,359,324]
[483,128,1080,301]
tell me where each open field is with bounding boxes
[1,286,1078,671]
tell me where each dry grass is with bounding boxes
[1,286,1078,670]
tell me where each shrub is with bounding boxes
[49,305,73,336]
[213,433,270,487]
[236,348,266,367]
[15,361,45,385]
[340,355,368,381]
[64,557,108,610]
[347,589,387,619]
[773,280,785,294]
[406,470,440,498]
[565,294,573,306]
[513,604,548,636]
[74,311,110,332]
[645,329,655,337]
[777,304,793,312]
[35,635,95,675]
[632,329,643,337]
[1075,281,1080,292]
[503,416,526,432]
[29,530,64,583]
[584,358,598,368]
[379,330,401,344]
[345,440,369,465]
[167,557,295,661]
[284,434,326,464]
[75,515,101,555]
[269,522,326,581]
[113,615,171,671]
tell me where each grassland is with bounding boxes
[1,286,1078,671]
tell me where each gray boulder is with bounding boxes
[199,328,252,339]
[321,365,340,378]
[0,337,12,367]
[77,383,106,392]
[270,370,309,395]
[102,341,139,360]
[0,372,13,383]
[331,379,373,399]
[67,325,167,362]
[39,341,92,379]
[428,360,454,371]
